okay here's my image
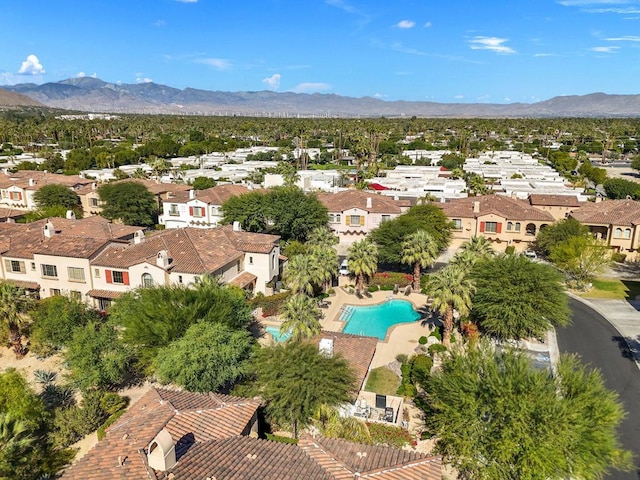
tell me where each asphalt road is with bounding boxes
[556,298,640,480]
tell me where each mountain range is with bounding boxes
[2,77,640,118]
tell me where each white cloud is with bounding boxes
[424,21,432,28]
[454,94,464,99]
[293,82,331,93]
[262,73,281,90]
[77,72,86,78]
[396,20,415,29]
[373,93,386,98]
[468,36,516,54]
[605,35,640,41]
[534,52,558,57]
[196,58,231,70]
[175,0,198,3]
[17,54,45,75]
[136,77,153,83]
[591,45,619,52]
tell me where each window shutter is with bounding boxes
[360,216,365,226]
[106,270,112,284]
[189,206,194,216]
[201,207,205,217]
[346,216,351,226]
[480,222,485,233]
[17,192,22,200]
[496,223,502,233]
[3,259,10,271]
[122,272,130,286]
[19,261,25,273]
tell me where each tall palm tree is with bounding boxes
[401,229,438,291]
[425,265,475,347]
[279,294,322,342]
[307,227,339,249]
[450,249,479,274]
[0,413,36,476]
[0,282,32,358]
[283,254,321,296]
[347,239,378,293]
[460,235,495,258]
[311,245,338,293]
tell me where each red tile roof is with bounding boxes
[439,194,554,222]
[229,271,257,288]
[167,184,249,204]
[0,171,94,191]
[528,194,582,207]
[317,190,405,214]
[569,199,640,226]
[87,289,123,299]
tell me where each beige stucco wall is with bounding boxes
[244,247,280,295]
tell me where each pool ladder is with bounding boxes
[340,306,354,321]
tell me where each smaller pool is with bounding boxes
[341,299,421,340]
[265,325,291,343]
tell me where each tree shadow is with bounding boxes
[419,308,441,329]
[611,334,640,363]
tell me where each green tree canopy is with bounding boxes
[347,238,378,292]
[0,282,33,357]
[191,176,216,190]
[421,344,632,479]
[401,229,438,291]
[549,236,612,286]
[32,184,81,213]
[534,217,590,257]
[109,282,251,368]
[371,204,452,265]
[603,177,640,200]
[97,181,158,227]
[279,294,322,341]
[250,342,355,438]
[470,255,570,340]
[154,322,254,393]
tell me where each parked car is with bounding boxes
[339,259,350,276]
[523,250,538,261]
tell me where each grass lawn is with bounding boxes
[364,366,401,395]
[579,278,640,300]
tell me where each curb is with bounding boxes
[566,292,640,371]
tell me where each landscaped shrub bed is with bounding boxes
[370,272,413,290]
[250,291,291,317]
[367,422,414,448]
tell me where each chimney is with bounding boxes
[43,221,55,238]
[134,230,145,244]
[146,429,176,472]
[319,338,334,357]
[473,201,480,213]
[157,250,170,268]
[29,178,35,186]
[92,182,97,190]
[66,210,76,220]
[189,189,196,199]
[366,197,372,209]
[233,221,242,232]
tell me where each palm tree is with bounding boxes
[347,239,378,293]
[0,413,36,475]
[401,230,438,291]
[460,235,495,258]
[425,265,475,347]
[311,245,338,293]
[283,254,321,296]
[0,282,32,358]
[279,294,322,342]
[307,227,339,249]
[450,249,479,274]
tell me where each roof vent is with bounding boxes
[157,250,170,268]
[146,429,176,472]
[189,189,196,199]
[319,338,334,358]
[473,201,480,213]
[233,221,242,232]
[134,230,145,244]
[29,178,35,186]
[366,197,372,209]
[43,221,55,238]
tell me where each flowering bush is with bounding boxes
[370,272,413,290]
[367,422,414,448]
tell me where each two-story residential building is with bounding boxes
[88,223,280,308]
[159,184,249,229]
[317,190,410,247]
[0,171,94,210]
[439,194,555,252]
[569,198,640,259]
[527,194,584,221]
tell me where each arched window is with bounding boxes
[624,228,632,239]
[515,222,521,232]
[615,228,623,238]
[141,273,154,287]
[507,222,513,231]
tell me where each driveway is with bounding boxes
[556,298,640,479]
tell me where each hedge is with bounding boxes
[370,272,413,290]
[250,291,291,317]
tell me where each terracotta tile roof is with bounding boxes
[219,224,280,254]
[312,331,377,392]
[87,289,123,299]
[439,194,555,222]
[299,435,442,480]
[0,208,26,220]
[569,199,640,226]
[167,184,249,204]
[5,279,40,290]
[91,228,249,274]
[158,437,334,480]
[113,178,192,196]
[33,236,115,258]
[229,271,257,288]
[528,194,582,207]
[60,388,262,480]
[317,190,405,214]
[0,171,94,191]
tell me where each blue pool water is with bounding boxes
[341,299,421,340]
[265,325,291,342]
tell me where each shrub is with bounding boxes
[370,272,413,290]
[428,328,442,341]
[266,433,299,444]
[97,409,127,441]
[395,353,408,364]
[367,422,414,448]
[418,336,428,345]
[612,252,627,263]
[505,245,516,255]
[250,291,291,317]
[33,369,58,385]
[428,343,447,355]
[410,355,433,386]
[367,285,379,293]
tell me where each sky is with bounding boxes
[1,0,640,104]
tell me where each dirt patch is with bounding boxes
[0,346,66,390]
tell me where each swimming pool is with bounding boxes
[265,325,291,342]
[340,299,421,340]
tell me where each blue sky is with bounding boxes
[2,0,640,103]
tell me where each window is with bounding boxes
[189,206,205,218]
[249,256,253,265]
[9,191,22,201]
[141,273,154,287]
[31,262,36,271]
[615,228,623,238]
[98,298,111,311]
[4,260,25,274]
[481,222,499,234]
[452,219,462,230]
[515,222,521,232]
[169,204,180,216]
[67,267,86,282]
[94,268,100,278]
[625,228,632,239]
[507,222,513,231]
[348,215,363,226]
[178,275,183,284]
[70,290,82,300]
[272,253,276,270]
[90,198,100,207]
[329,214,341,224]
[41,264,58,278]
[106,270,129,285]
[381,215,391,223]
[50,288,61,296]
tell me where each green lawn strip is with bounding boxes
[364,366,401,395]
[579,278,640,300]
